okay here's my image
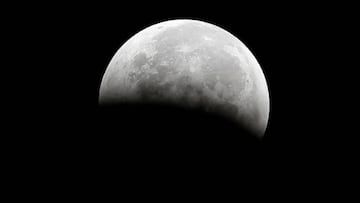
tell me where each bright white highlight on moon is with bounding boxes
[99,19,270,137]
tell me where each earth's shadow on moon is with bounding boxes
[98,102,262,160]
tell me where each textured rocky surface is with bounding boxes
[99,20,269,137]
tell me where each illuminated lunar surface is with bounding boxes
[99,19,270,137]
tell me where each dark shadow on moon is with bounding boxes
[96,102,263,163]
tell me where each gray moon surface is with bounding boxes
[99,19,270,137]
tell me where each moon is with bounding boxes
[99,19,270,137]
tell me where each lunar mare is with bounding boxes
[99,19,270,137]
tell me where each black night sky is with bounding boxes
[5,1,354,200]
